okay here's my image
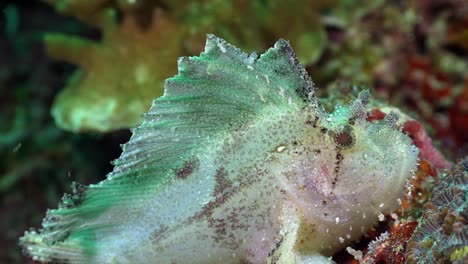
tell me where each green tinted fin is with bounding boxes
[20,34,315,263]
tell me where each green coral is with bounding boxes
[44,6,183,132]
[44,0,384,132]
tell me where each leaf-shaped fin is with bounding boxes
[165,34,314,102]
[20,34,315,263]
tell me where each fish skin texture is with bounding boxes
[20,35,419,264]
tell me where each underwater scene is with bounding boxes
[1,0,467,263]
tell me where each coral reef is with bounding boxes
[44,4,183,132]
[400,160,438,218]
[356,220,419,264]
[44,0,384,132]
[347,158,467,264]
[406,158,468,263]
[313,0,468,158]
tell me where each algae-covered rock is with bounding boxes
[406,158,468,263]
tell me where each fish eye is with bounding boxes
[334,126,355,149]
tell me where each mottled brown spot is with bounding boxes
[313,149,321,154]
[198,192,229,219]
[208,217,227,242]
[207,208,246,249]
[305,116,319,127]
[313,116,319,127]
[176,159,198,179]
[321,127,328,134]
[331,151,344,192]
[336,153,344,161]
[150,225,169,242]
[186,163,266,247]
[191,169,237,221]
[214,168,232,196]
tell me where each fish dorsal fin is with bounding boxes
[20,35,315,263]
[116,34,314,174]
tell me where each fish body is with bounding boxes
[21,35,418,264]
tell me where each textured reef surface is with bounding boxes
[406,158,468,263]
[347,158,467,264]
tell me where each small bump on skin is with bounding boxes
[385,111,400,130]
[358,90,370,106]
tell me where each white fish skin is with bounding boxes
[20,35,419,264]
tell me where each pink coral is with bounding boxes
[402,120,452,170]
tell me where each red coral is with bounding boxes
[406,57,453,104]
[366,109,387,122]
[449,80,468,144]
[365,108,451,170]
[363,221,419,264]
